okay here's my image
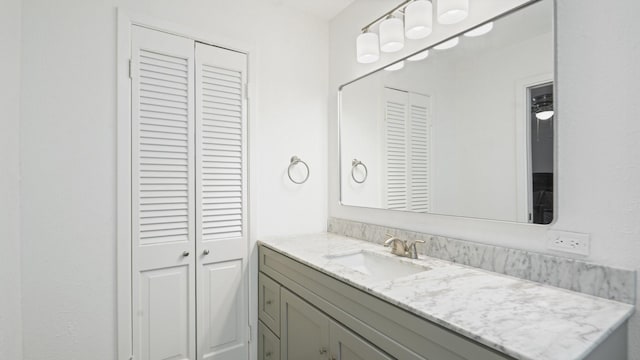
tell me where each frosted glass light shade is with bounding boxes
[535,110,554,120]
[384,61,405,71]
[356,32,380,64]
[437,0,469,24]
[464,22,494,37]
[407,49,429,61]
[379,18,405,53]
[434,37,459,50]
[405,0,433,40]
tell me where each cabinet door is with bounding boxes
[259,273,281,335]
[280,288,330,360]
[329,321,394,360]
[258,321,281,360]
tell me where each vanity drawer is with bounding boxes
[259,272,281,335]
[259,320,281,360]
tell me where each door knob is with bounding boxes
[203,249,210,255]
[182,251,190,257]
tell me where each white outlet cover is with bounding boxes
[546,230,590,256]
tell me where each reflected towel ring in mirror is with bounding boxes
[288,156,310,184]
[351,159,368,184]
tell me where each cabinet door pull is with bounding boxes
[319,346,328,354]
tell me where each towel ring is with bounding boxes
[288,156,310,184]
[351,159,368,184]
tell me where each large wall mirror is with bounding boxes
[340,0,554,224]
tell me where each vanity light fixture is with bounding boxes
[380,16,405,53]
[434,36,459,50]
[437,0,469,25]
[464,22,494,37]
[407,49,429,61]
[405,0,433,39]
[385,61,405,71]
[355,0,436,64]
[356,31,380,63]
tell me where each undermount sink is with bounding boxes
[324,250,430,281]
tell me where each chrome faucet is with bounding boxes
[384,234,425,259]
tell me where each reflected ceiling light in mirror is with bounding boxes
[380,17,405,52]
[437,0,469,25]
[356,32,380,63]
[434,37,459,50]
[532,94,554,120]
[464,22,494,37]
[535,110,554,120]
[405,0,433,39]
[407,49,429,61]
[384,61,405,71]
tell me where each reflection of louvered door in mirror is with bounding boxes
[130,25,248,360]
[383,87,431,213]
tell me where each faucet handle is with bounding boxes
[384,233,398,246]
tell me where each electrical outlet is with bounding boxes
[546,230,590,256]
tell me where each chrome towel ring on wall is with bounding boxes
[351,159,368,184]
[288,156,310,184]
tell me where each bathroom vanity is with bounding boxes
[257,233,633,360]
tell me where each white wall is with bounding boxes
[19,0,328,359]
[0,0,23,358]
[330,0,640,358]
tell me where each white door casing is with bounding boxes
[195,42,249,360]
[131,25,197,360]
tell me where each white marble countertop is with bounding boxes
[259,232,634,360]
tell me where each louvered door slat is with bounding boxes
[136,46,190,243]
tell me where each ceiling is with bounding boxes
[275,0,356,20]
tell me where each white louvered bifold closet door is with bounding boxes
[195,43,248,360]
[408,92,430,212]
[131,25,196,360]
[383,88,431,212]
[384,88,408,210]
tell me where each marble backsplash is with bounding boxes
[327,217,637,304]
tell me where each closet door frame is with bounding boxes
[116,10,258,360]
